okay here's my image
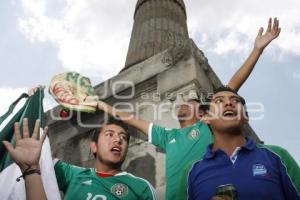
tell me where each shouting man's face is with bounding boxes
[206,91,248,133]
[91,124,129,168]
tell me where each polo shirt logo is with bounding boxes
[252,164,267,176]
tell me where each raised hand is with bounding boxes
[2,118,48,172]
[254,17,281,51]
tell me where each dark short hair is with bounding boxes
[91,117,130,143]
[186,98,208,112]
[213,86,246,105]
[91,117,130,158]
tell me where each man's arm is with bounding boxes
[141,180,158,200]
[2,119,48,200]
[265,145,300,198]
[98,102,170,150]
[228,18,281,91]
[98,101,150,135]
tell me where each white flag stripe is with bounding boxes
[40,133,61,200]
[0,131,61,200]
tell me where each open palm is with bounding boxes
[2,118,48,172]
[255,18,281,50]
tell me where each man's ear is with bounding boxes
[243,112,249,123]
[90,142,97,154]
[202,114,211,124]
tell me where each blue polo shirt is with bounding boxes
[188,138,300,200]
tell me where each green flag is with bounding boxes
[0,88,44,171]
[0,87,61,200]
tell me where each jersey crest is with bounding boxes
[189,129,200,140]
[111,183,129,198]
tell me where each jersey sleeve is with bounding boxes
[141,180,158,200]
[148,123,172,151]
[177,161,196,200]
[266,145,300,199]
[128,173,158,200]
[54,160,83,192]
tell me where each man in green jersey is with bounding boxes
[97,18,281,199]
[3,117,157,200]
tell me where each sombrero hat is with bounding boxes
[49,72,98,113]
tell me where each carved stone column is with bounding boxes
[123,0,189,70]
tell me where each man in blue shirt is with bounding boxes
[187,87,300,200]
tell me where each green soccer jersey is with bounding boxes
[54,161,157,200]
[149,120,213,200]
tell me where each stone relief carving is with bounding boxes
[161,38,191,67]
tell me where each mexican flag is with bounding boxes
[0,88,61,200]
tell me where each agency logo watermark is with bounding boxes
[49,80,265,128]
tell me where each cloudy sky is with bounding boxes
[1,0,299,163]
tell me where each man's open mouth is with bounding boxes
[111,147,121,154]
[223,110,237,117]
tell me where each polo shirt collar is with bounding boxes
[242,137,256,151]
[204,144,216,159]
[204,137,256,160]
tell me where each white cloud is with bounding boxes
[0,87,27,130]
[0,87,27,115]
[18,0,136,79]
[17,0,300,76]
[0,87,57,127]
[21,0,46,17]
[186,0,300,56]
[212,32,250,55]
